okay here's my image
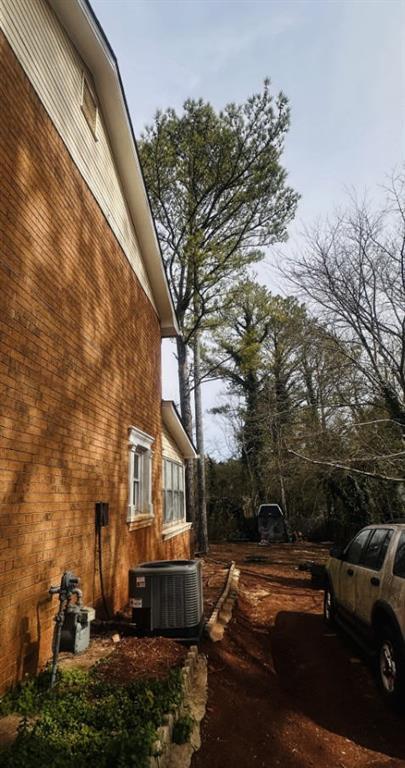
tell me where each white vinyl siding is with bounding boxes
[81,76,98,138]
[161,426,184,464]
[1,0,154,306]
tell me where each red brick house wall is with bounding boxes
[0,33,190,692]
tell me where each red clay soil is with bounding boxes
[202,559,232,619]
[193,542,405,768]
[94,637,187,684]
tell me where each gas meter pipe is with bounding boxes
[49,593,66,688]
[48,572,82,688]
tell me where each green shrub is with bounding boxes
[0,670,52,718]
[172,714,194,745]
[0,667,184,768]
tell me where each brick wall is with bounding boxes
[0,33,190,692]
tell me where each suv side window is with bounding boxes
[360,529,393,570]
[345,529,372,565]
[393,532,405,578]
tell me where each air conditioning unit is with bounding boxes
[129,559,204,640]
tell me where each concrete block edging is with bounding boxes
[205,561,241,642]
[149,645,208,768]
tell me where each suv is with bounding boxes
[324,524,405,705]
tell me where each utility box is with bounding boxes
[59,605,96,654]
[129,560,203,640]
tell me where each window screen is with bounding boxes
[393,532,405,579]
[132,449,146,512]
[133,452,140,509]
[127,427,154,523]
[163,459,185,525]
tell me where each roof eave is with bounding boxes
[162,401,198,460]
[47,0,179,338]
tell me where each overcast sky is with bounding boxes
[92,0,405,458]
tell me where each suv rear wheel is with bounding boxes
[377,625,405,708]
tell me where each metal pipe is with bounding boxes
[50,598,66,688]
[49,572,81,688]
[71,588,83,605]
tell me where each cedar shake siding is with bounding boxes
[0,33,190,692]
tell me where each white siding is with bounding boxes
[1,0,154,306]
[162,426,184,464]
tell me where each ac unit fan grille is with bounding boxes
[152,571,202,629]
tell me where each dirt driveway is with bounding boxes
[193,542,405,768]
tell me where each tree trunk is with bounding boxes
[272,421,288,517]
[176,336,196,534]
[278,455,288,518]
[243,375,264,504]
[193,332,209,553]
[382,385,405,436]
[272,361,290,516]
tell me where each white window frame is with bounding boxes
[162,457,191,540]
[128,427,154,524]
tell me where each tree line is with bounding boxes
[139,84,405,550]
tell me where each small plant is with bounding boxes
[172,714,194,745]
[0,667,185,768]
[0,670,52,718]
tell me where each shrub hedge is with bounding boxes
[0,666,184,768]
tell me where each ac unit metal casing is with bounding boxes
[129,559,203,640]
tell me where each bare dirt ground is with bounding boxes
[94,636,187,683]
[193,542,405,768]
[202,559,231,620]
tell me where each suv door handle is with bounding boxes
[370,576,380,587]
[347,568,354,576]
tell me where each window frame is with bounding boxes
[359,528,393,571]
[127,427,154,525]
[162,457,186,529]
[344,529,373,565]
[393,531,405,579]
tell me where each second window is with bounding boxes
[163,459,185,525]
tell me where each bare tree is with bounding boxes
[286,173,405,433]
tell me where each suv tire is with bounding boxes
[323,586,336,627]
[377,624,405,709]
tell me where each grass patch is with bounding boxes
[0,666,183,768]
[172,714,194,745]
[0,670,53,718]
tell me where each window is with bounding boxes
[81,75,98,138]
[360,529,393,571]
[128,427,154,523]
[163,459,185,526]
[344,529,372,565]
[132,450,142,510]
[393,532,405,578]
